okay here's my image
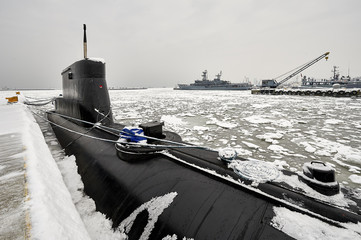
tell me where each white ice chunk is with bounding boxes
[349,174,361,184]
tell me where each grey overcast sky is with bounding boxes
[1,0,360,89]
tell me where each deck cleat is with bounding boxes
[218,148,237,163]
[299,161,339,195]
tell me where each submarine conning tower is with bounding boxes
[54,24,113,126]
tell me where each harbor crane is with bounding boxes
[261,52,330,88]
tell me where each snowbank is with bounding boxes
[1,102,90,239]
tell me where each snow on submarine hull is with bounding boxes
[47,26,361,240]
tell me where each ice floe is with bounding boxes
[349,174,361,184]
[242,141,260,149]
[325,119,344,125]
[256,132,284,144]
[244,115,272,124]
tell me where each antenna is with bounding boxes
[83,24,87,59]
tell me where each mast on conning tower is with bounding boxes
[83,24,87,59]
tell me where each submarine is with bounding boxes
[47,25,361,239]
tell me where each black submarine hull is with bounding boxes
[47,111,361,239]
[48,112,292,239]
[47,38,360,237]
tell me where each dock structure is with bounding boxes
[0,107,28,239]
[252,88,361,97]
[0,102,90,239]
[0,133,28,239]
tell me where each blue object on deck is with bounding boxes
[120,127,147,143]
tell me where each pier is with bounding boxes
[251,88,361,97]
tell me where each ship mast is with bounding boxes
[202,70,208,81]
[332,66,339,80]
[83,24,87,59]
[215,71,222,80]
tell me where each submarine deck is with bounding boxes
[47,111,361,239]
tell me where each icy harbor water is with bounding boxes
[110,88,361,188]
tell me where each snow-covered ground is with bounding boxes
[0,100,89,239]
[1,89,360,239]
[0,93,120,239]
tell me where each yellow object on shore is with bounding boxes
[6,96,18,103]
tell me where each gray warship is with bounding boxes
[175,70,252,90]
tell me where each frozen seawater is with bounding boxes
[109,88,361,188]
